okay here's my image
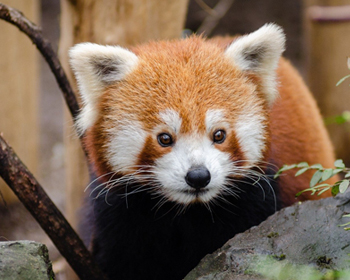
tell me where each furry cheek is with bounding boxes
[214,132,246,167]
[106,121,148,173]
[234,111,268,166]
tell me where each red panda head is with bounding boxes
[70,24,285,205]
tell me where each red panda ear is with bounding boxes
[69,43,138,135]
[224,23,285,106]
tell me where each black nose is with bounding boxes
[185,167,211,190]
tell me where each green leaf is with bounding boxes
[321,169,333,182]
[333,169,344,175]
[297,162,309,168]
[295,167,309,177]
[339,221,350,227]
[310,170,323,187]
[275,165,298,179]
[334,159,345,169]
[273,171,281,179]
[345,172,350,178]
[296,188,313,197]
[275,165,297,179]
[342,111,350,122]
[279,164,297,172]
[336,74,350,86]
[339,179,350,193]
[310,164,323,170]
[332,184,340,197]
[335,115,348,124]
[313,183,331,189]
[318,187,331,196]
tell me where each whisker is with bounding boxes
[224,163,277,212]
[211,195,237,215]
[104,187,112,206]
[84,171,118,192]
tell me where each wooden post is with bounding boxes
[304,0,350,165]
[0,0,39,205]
[59,0,189,277]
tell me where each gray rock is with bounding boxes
[185,194,350,280]
[0,241,55,280]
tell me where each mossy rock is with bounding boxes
[0,241,55,280]
[185,192,350,280]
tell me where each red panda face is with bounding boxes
[70,24,285,205]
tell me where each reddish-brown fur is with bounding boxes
[84,36,336,206]
[218,132,246,165]
[269,59,336,205]
[137,135,171,167]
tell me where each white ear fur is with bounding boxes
[69,43,139,134]
[225,23,285,106]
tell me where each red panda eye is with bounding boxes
[213,130,226,144]
[157,133,173,147]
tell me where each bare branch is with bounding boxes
[0,134,108,280]
[0,3,80,121]
[194,0,217,16]
[197,0,235,37]
[308,5,350,22]
[0,2,88,158]
[0,3,104,278]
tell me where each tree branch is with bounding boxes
[0,3,80,121]
[0,134,108,280]
[197,0,235,37]
[308,5,350,22]
[0,3,105,279]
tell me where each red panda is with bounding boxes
[69,24,336,280]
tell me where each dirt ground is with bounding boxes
[0,1,303,279]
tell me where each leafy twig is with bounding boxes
[274,159,350,197]
[275,160,350,231]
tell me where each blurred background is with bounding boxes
[0,0,349,279]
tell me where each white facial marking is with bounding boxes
[107,120,146,173]
[158,109,182,134]
[234,112,266,164]
[205,109,230,133]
